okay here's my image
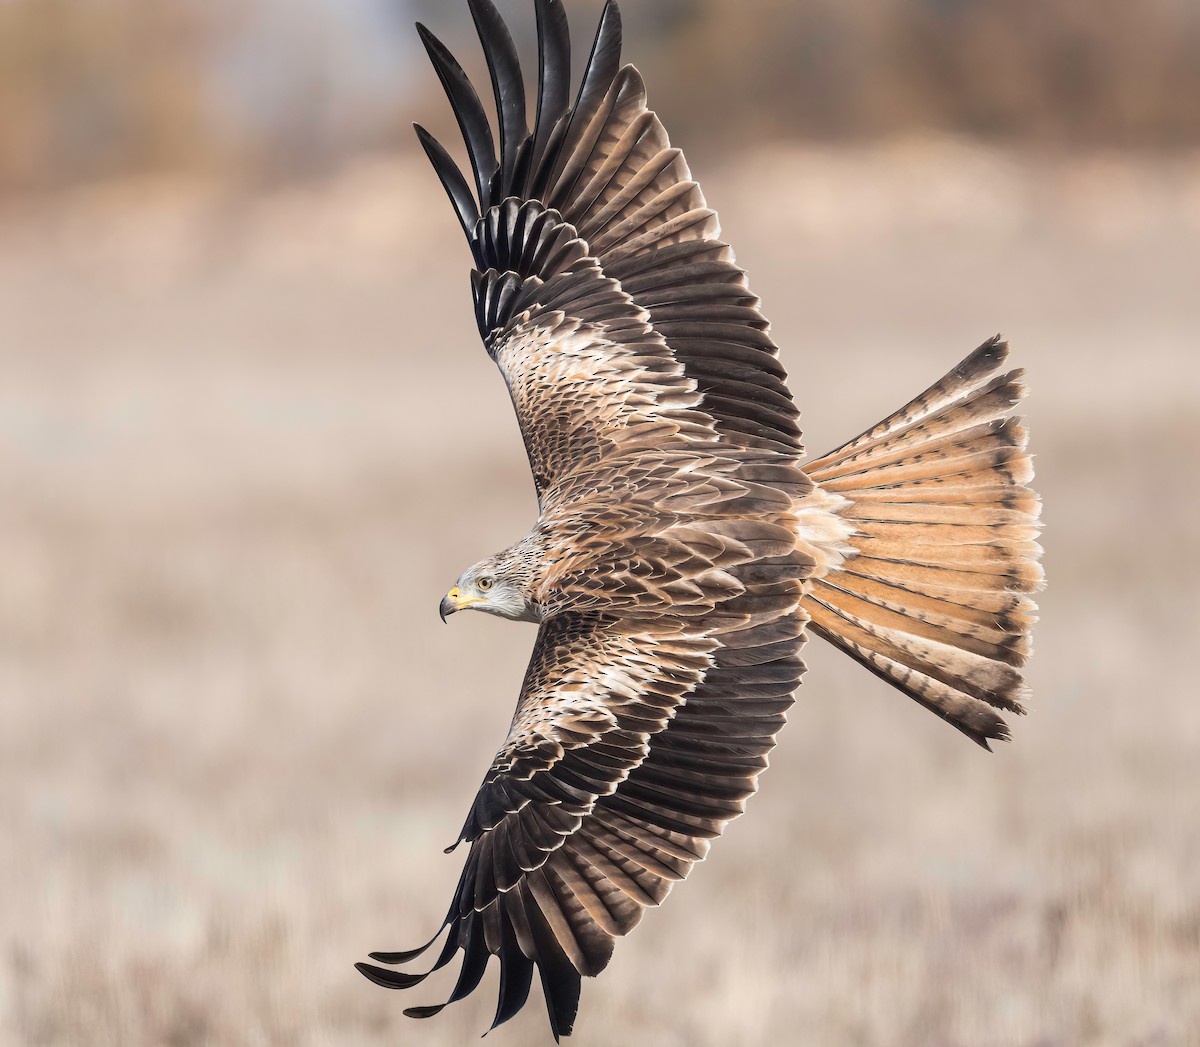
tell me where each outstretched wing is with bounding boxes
[359,594,808,1037]
[414,0,804,506]
[359,0,817,1036]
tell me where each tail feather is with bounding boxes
[811,338,1015,465]
[819,439,1031,493]
[825,567,1026,637]
[815,576,1023,663]
[805,335,1042,749]
[812,392,1029,484]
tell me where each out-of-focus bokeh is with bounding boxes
[2,1,1198,1044]
[5,0,1200,192]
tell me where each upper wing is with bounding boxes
[414,0,804,506]
[358,593,808,1037]
[359,1,817,1035]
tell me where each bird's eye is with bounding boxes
[478,577,494,591]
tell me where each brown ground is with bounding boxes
[1,142,1198,1046]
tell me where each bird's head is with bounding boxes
[439,553,538,624]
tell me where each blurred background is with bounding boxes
[1,1,1198,1044]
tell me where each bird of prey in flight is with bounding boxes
[355,0,1043,1038]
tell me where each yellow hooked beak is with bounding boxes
[439,586,483,622]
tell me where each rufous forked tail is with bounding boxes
[804,336,1043,748]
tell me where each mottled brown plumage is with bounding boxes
[356,0,1043,1038]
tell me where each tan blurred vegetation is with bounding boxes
[0,0,219,190]
[4,0,1200,193]
[2,143,1199,1044]
[3,1,1200,1045]
[652,0,1200,147]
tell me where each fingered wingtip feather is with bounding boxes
[468,0,528,199]
[417,18,498,209]
[561,0,623,150]
[367,948,424,965]
[355,961,390,986]
[545,14,629,211]
[414,123,481,241]
[587,0,623,91]
[368,949,421,964]
[414,21,436,49]
[531,0,572,193]
[365,921,448,966]
[489,918,536,1032]
[356,961,445,990]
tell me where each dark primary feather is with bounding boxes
[468,0,527,198]
[566,0,622,150]
[416,22,497,207]
[531,0,572,190]
[413,124,480,244]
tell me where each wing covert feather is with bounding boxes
[417,0,804,506]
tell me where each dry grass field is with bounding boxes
[1,142,1198,1045]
